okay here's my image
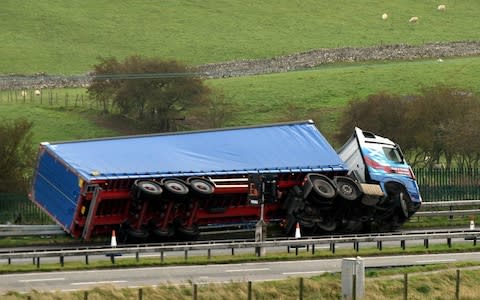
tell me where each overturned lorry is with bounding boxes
[30,120,421,240]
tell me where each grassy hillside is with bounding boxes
[1,0,479,74]
[2,55,479,146]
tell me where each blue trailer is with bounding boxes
[29,120,421,240]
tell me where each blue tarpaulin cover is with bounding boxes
[40,120,347,181]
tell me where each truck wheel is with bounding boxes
[152,225,174,238]
[316,220,337,232]
[304,173,336,199]
[398,192,410,218]
[334,176,362,201]
[161,178,189,195]
[125,227,149,239]
[132,180,163,200]
[188,177,215,195]
[176,224,200,240]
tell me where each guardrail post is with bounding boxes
[36,257,40,268]
[110,254,115,264]
[184,250,188,261]
[287,246,290,253]
[135,252,139,262]
[447,238,452,248]
[377,241,382,251]
[32,257,35,265]
[208,249,211,260]
[474,237,477,246]
[85,255,89,265]
[60,255,64,267]
[354,241,359,252]
[161,251,164,263]
[401,240,405,250]
[231,248,235,256]
[424,239,429,248]
[8,258,11,265]
[311,244,315,255]
[330,242,336,254]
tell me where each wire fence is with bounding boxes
[0,193,52,225]
[0,89,92,108]
[415,168,480,201]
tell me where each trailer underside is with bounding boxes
[69,172,419,241]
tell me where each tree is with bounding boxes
[88,56,211,132]
[335,91,408,145]
[336,86,480,168]
[0,118,35,193]
[405,85,480,168]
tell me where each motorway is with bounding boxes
[2,252,480,294]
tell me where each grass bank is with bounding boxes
[2,0,479,74]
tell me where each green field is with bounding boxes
[1,1,480,141]
[2,55,480,145]
[1,0,479,74]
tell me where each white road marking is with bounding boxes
[71,280,128,285]
[282,271,326,275]
[415,259,456,264]
[19,277,65,283]
[225,268,270,273]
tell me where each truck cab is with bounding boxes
[338,127,422,229]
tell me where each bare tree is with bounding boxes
[88,56,211,132]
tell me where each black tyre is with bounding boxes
[161,178,189,195]
[304,173,336,199]
[125,227,149,239]
[152,225,174,238]
[334,176,362,201]
[176,224,200,240]
[316,220,337,232]
[188,177,215,195]
[132,180,163,200]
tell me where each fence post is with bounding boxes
[403,273,408,300]
[299,277,304,300]
[248,281,252,300]
[193,283,198,300]
[138,288,143,300]
[84,291,88,300]
[455,269,460,300]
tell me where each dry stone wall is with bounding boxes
[1,41,479,90]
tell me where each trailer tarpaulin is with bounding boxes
[40,120,347,181]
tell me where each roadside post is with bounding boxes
[341,256,365,300]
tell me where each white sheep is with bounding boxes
[382,13,388,20]
[34,89,41,96]
[437,4,446,11]
[409,16,419,23]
